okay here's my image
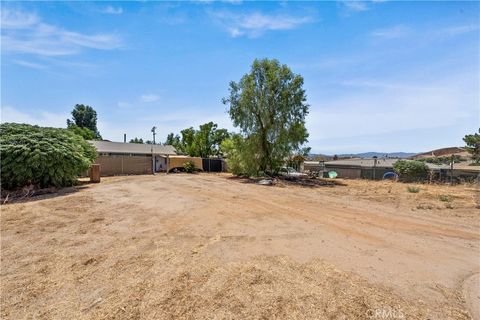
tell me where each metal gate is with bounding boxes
[202,158,223,172]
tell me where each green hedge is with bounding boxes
[393,160,429,182]
[1,123,97,189]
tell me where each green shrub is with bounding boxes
[418,155,464,165]
[393,160,429,182]
[220,134,260,177]
[1,123,97,189]
[407,186,420,193]
[183,161,195,173]
[438,194,451,202]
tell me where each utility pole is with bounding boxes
[151,126,157,174]
[373,156,378,180]
[151,126,157,145]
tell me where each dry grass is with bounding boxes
[1,174,477,319]
[317,179,478,214]
[4,252,469,320]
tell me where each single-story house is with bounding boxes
[88,140,177,176]
[88,140,226,176]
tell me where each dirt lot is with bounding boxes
[1,174,479,319]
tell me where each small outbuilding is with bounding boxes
[88,140,176,176]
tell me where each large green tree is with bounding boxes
[67,124,95,140]
[165,122,229,157]
[165,133,181,149]
[463,128,480,164]
[222,58,309,175]
[67,104,102,139]
[195,122,229,158]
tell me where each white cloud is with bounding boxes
[0,9,38,29]
[442,24,479,37]
[305,72,478,152]
[101,6,123,15]
[1,9,122,56]
[210,10,313,38]
[12,59,47,70]
[1,106,69,128]
[371,25,410,39]
[340,1,369,12]
[139,94,160,103]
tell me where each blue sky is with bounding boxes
[1,1,479,154]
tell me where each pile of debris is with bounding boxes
[254,176,346,188]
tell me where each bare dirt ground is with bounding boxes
[1,174,479,319]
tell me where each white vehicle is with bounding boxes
[279,166,308,178]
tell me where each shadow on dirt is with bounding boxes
[227,175,347,188]
[1,181,92,205]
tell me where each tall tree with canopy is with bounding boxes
[463,128,480,164]
[222,58,309,175]
[67,104,102,139]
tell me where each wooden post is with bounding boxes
[166,154,170,174]
[90,164,101,183]
[450,154,454,185]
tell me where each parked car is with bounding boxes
[279,167,308,178]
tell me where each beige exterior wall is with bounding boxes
[95,155,152,176]
[168,156,203,171]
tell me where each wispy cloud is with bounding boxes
[339,1,369,12]
[371,25,410,39]
[0,9,38,29]
[140,94,160,103]
[195,0,242,4]
[305,70,477,153]
[209,10,313,38]
[12,59,47,70]
[101,6,123,15]
[1,9,122,56]
[1,106,69,128]
[441,24,479,37]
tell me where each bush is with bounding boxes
[438,194,451,202]
[220,134,260,177]
[393,160,429,182]
[406,186,420,193]
[1,123,97,189]
[183,161,196,173]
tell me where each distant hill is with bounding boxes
[412,147,469,159]
[309,152,416,160]
[338,152,417,159]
